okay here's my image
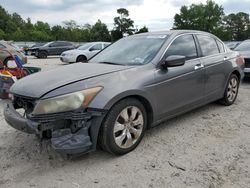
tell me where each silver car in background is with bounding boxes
[60,42,111,63]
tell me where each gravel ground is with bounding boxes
[0,57,250,188]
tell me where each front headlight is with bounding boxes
[32,86,103,115]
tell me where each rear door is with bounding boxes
[195,34,228,100]
[154,34,205,120]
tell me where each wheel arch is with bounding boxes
[231,69,241,81]
[76,54,87,62]
[103,92,155,129]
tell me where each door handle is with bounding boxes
[194,64,204,70]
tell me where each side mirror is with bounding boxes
[162,55,186,69]
[89,48,96,51]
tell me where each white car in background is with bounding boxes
[60,42,111,63]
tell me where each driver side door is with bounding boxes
[153,34,205,121]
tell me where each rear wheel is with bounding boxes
[220,74,239,106]
[98,98,147,155]
[76,55,87,63]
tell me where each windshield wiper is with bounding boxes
[98,61,123,65]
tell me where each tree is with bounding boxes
[173,0,224,33]
[90,20,111,41]
[224,12,250,40]
[112,8,134,40]
[0,29,5,39]
[136,26,149,34]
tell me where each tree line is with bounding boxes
[0,0,250,42]
[173,0,250,41]
[0,6,147,42]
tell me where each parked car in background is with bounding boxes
[60,42,111,63]
[26,43,45,56]
[32,41,76,58]
[4,30,243,156]
[0,40,27,65]
[234,40,250,77]
[224,41,241,50]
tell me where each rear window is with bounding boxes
[216,40,225,53]
[197,35,220,56]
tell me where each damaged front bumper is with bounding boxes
[4,102,107,154]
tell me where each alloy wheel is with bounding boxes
[113,106,144,149]
[227,77,238,102]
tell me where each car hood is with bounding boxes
[11,63,133,98]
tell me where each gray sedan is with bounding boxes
[4,30,243,155]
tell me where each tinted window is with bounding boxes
[216,40,225,53]
[60,42,72,46]
[90,44,102,51]
[104,43,110,48]
[197,35,219,56]
[165,35,197,59]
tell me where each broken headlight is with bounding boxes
[32,87,103,115]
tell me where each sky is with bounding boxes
[1,0,250,31]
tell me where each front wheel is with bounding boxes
[220,74,239,106]
[98,98,147,155]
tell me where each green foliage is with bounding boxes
[112,8,134,41]
[173,0,250,41]
[90,20,111,42]
[0,29,5,39]
[136,26,149,34]
[0,5,112,42]
[224,12,250,40]
[174,1,224,32]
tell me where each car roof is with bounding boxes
[134,30,214,37]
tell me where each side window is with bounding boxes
[104,43,110,48]
[50,42,59,47]
[165,35,197,60]
[90,44,102,51]
[197,35,220,56]
[61,42,72,46]
[216,40,225,53]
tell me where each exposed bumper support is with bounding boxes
[4,102,107,155]
[4,103,39,134]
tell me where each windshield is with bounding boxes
[89,35,168,65]
[234,41,250,51]
[43,42,53,47]
[77,43,93,50]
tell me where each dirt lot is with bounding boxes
[0,57,250,188]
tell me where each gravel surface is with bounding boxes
[0,57,249,188]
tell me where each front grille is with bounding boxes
[244,58,250,68]
[30,111,92,123]
[13,96,36,114]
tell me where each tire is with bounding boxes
[98,98,147,155]
[37,51,47,59]
[76,55,87,63]
[220,74,239,106]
